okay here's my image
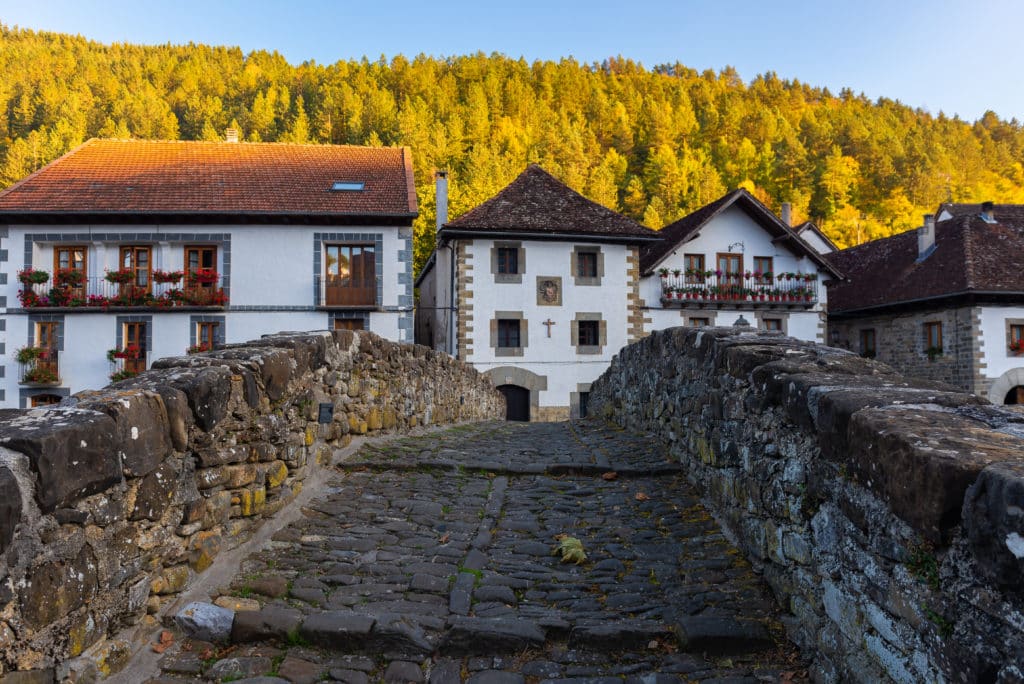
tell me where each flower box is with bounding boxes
[55,269,86,287]
[18,268,50,285]
[105,269,136,285]
[153,270,184,284]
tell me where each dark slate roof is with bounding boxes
[826,214,1024,314]
[639,188,842,277]
[0,138,418,223]
[938,202,1024,223]
[440,164,658,243]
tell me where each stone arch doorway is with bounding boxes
[989,367,1024,405]
[484,366,547,422]
[497,385,530,421]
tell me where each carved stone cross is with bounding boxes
[543,319,556,337]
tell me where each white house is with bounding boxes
[827,203,1024,404]
[638,189,841,341]
[416,165,659,421]
[0,138,417,408]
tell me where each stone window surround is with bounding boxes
[754,311,788,335]
[329,311,370,330]
[1006,318,1024,352]
[490,310,527,357]
[190,315,226,349]
[570,381,592,420]
[27,313,65,352]
[116,315,154,355]
[491,241,525,284]
[572,312,607,355]
[313,232,384,308]
[571,245,604,286]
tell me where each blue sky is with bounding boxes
[2,0,1022,122]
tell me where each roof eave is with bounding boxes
[829,289,1024,317]
[438,227,662,244]
[0,210,418,226]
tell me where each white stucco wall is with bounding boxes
[464,237,633,410]
[1,221,411,407]
[978,305,1024,399]
[640,205,827,343]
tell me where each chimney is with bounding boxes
[918,214,935,259]
[225,128,239,143]
[780,202,792,226]
[435,170,448,232]
[980,200,995,223]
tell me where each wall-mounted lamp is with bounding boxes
[727,241,745,253]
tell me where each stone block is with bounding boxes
[196,445,249,467]
[166,366,234,431]
[0,466,22,555]
[175,601,234,642]
[439,617,545,655]
[188,530,222,572]
[131,462,178,521]
[263,461,288,489]
[21,546,98,628]
[298,611,375,648]
[0,408,121,513]
[0,669,56,684]
[847,407,1021,543]
[963,459,1024,592]
[203,491,233,529]
[76,389,173,477]
[675,615,773,655]
[231,606,303,643]
[224,464,257,488]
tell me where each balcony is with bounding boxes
[658,272,820,309]
[315,275,376,308]
[16,269,227,311]
[18,347,61,386]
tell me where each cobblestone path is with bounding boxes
[151,421,806,683]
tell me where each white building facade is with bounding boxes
[417,165,657,421]
[0,139,416,408]
[639,190,840,342]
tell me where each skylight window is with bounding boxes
[331,181,365,192]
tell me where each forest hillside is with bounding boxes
[2,24,1023,273]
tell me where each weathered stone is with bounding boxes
[214,595,261,612]
[465,672,524,684]
[0,409,121,513]
[298,611,375,648]
[675,616,773,655]
[196,445,249,468]
[383,661,423,683]
[329,670,370,684]
[569,621,673,650]
[0,466,22,554]
[188,530,222,572]
[206,656,272,680]
[0,668,56,683]
[203,491,232,529]
[963,459,1024,592]
[158,653,203,675]
[76,390,173,477]
[277,656,322,684]
[264,461,288,489]
[21,545,98,628]
[174,601,234,642]
[165,366,234,432]
[847,407,1020,543]
[440,618,545,655]
[224,464,258,488]
[231,606,303,643]
[132,462,178,521]
[247,576,289,598]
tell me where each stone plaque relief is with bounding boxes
[536,276,562,306]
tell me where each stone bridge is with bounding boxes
[0,328,1022,683]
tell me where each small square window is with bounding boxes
[689,317,710,327]
[497,247,519,275]
[578,320,599,346]
[763,318,783,332]
[497,319,520,348]
[577,251,598,278]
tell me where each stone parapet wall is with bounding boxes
[589,327,1024,683]
[0,330,503,680]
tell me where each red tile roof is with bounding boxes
[826,213,1024,314]
[0,139,417,223]
[441,164,658,243]
[639,189,842,278]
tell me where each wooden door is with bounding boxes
[120,246,152,294]
[123,322,147,374]
[497,384,530,421]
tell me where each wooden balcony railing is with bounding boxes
[18,348,60,386]
[315,275,376,308]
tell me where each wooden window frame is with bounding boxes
[716,252,743,287]
[497,319,521,349]
[753,256,773,281]
[859,329,877,358]
[323,243,376,307]
[196,321,219,350]
[576,251,598,279]
[688,317,710,327]
[496,247,519,275]
[924,321,943,356]
[578,319,599,346]
[684,254,705,283]
[122,321,148,374]
[120,245,152,293]
[762,318,784,332]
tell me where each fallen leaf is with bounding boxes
[151,642,168,654]
[439,533,450,544]
[601,471,618,481]
[159,630,173,645]
[635,492,650,501]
